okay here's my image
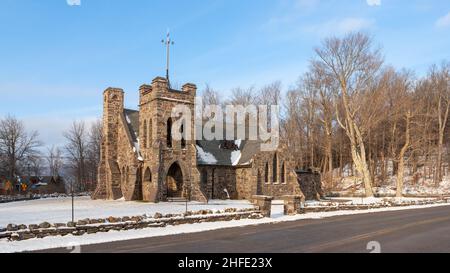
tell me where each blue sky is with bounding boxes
[0,0,449,147]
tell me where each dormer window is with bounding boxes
[220,140,238,150]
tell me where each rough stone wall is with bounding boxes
[236,167,256,199]
[250,145,304,199]
[297,171,323,200]
[93,88,124,200]
[198,166,237,200]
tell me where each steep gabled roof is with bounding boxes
[196,139,261,167]
[123,109,140,144]
[121,109,264,167]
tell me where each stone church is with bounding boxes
[93,76,310,202]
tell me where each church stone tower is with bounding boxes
[139,77,206,202]
[93,87,125,200]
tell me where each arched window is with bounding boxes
[144,167,152,184]
[143,120,147,149]
[121,167,125,186]
[281,162,286,184]
[201,169,208,185]
[265,163,269,184]
[181,124,186,149]
[167,118,173,148]
[273,154,278,183]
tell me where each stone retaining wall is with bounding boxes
[302,198,450,214]
[0,208,263,242]
[326,192,450,199]
[0,193,91,204]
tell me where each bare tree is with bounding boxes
[396,110,412,197]
[283,89,307,168]
[202,84,222,106]
[228,87,256,106]
[63,121,88,192]
[257,81,282,106]
[23,154,45,177]
[86,120,102,191]
[313,32,383,197]
[303,65,337,186]
[0,115,42,179]
[298,75,318,169]
[47,145,63,178]
[429,63,450,185]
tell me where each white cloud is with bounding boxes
[67,0,81,6]
[436,12,450,28]
[366,0,381,6]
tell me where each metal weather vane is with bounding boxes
[162,30,175,87]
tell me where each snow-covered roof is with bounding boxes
[196,139,262,167]
[122,109,265,167]
[196,145,218,165]
[123,109,142,160]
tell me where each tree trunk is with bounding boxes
[338,87,374,197]
[396,112,411,198]
[435,99,449,186]
[327,136,333,188]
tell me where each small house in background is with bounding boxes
[296,169,323,200]
[20,176,67,195]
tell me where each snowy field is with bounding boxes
[0,196,254,227]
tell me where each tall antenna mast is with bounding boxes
[162,30,174,88]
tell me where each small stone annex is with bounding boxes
[93,76,321,202]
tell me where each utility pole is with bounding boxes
[161,30,174,88]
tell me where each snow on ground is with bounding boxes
[331,196,438,205]
[304,196,440,207]
[332,162,450,196]
[2,201,450,253]
[0,197,253,227]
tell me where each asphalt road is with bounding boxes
[40,205,450,253]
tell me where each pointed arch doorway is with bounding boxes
[166,162,184,198]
